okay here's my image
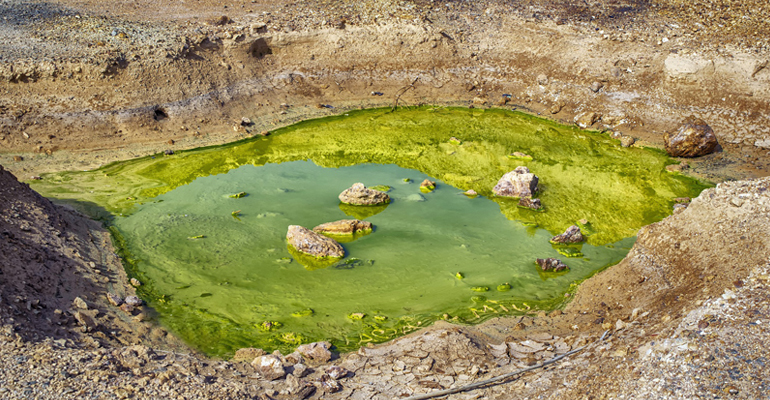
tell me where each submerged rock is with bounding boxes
[338,183,391,205]
[493,166,539,198]
[536,258,568,272]
[664,116,719,157]
[252,354,286,380]
[286,225,345,259]
[550,225,584,244]
[313,219,372,236]
[296,341,333,363]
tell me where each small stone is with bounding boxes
[74,311,97,331]
[472,97,487,105]
[106,293,123,307]
[241,117,253,126]
[318,374,342,393]
[536,258,568,272]
[590,81,604,93]
[73,297,88,310]
[119,303,135,313]
[13,156,23,162]
[252,354,286,380]
[729,197,744,207]
[130,278,142,287]
[550,225,584,244]
[620,136,635,147]
[615,319,628,330]
[536,74,548,85]
[574,112,601,128]
[673,203,689,214]
[518,197,542,210]
[464,189,478,196]
[325,366,349,380]
[549,102,563,114]
[233,347,267,363]
[296,341,333,363]
[124,295,143,307]
[164,149,174,155]
[167,139,175,145]
[291,363,310,378]
[284,351,304,365]
[420,179,437,192]
[259,130,271,136]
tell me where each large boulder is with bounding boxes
[493,166,539,198]
[286,226,344,258]
[338,183,391,205]
[550,225,584,244]
[664,116,719,157]
[313,219,372,236]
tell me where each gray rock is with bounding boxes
[550,225,584,244]
[296,341,333,363]
[338,183,391,205]
[291,363,310,378]
[493,166,539,198]
[536,258,568,272]
[590,81,604,92]
[124,295,143,307]
[664,116,719,157]
[286,225,344,258]
[325,365,349,380]
[106,293,123,307]
[252,354,286,380]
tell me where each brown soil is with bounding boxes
[1,0,770,399]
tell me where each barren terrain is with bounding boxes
[1,0,770,399]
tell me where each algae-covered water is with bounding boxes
[32,106,709,357]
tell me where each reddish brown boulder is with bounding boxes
[664,116,719,157]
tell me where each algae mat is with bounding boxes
[32,107,708,357]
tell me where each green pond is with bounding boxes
[31,106,709,358]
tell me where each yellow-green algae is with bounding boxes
[33,106,708,245]
[29,107,710,358]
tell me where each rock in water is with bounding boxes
[296,341,333,363]
[287,226,344,258]
[664,116,719,157]
[550,225,584,244]
[493,166,539,198]
[313,219,372,235]
[252,354,286,380]
[536,258,568,272]
[338,183,391,205]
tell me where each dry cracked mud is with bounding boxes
[1,0,770,399]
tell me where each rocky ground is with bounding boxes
[1,0,770,399]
